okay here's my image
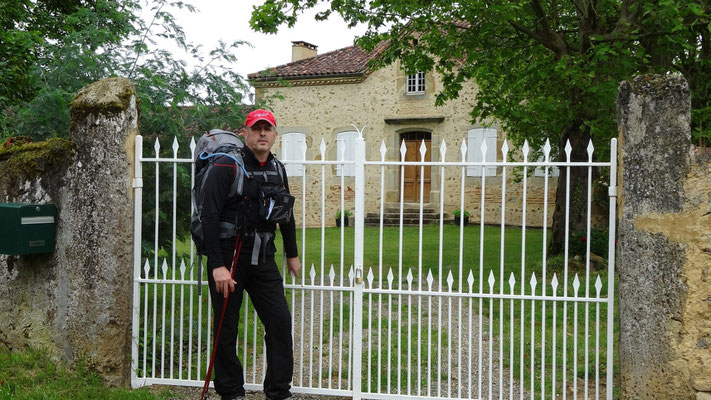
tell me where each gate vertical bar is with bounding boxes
[170,137,178,379]
[606,138,618,400]
[188,138,196,381]
[131,135,143,388]
[351,132,366,400]
[584,141,594,399]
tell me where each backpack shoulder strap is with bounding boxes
[272,158,285,187]
[201,150,246,199]
[245,157,284,185]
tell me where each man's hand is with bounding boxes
[286,257,301,279]
[212,266,236,298]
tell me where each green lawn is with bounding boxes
[162,225,607,292]
[284,225,544,286]
[144,225,616,397]
[0,226,616,398]
[0,347,176,399]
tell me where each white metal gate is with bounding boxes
[131,132,617,400]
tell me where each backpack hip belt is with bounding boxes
[243,230,274,265]
[218,221,239,239]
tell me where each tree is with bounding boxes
[2,0,250,141]
[250,0,711,255]
[1,0,253,255]
[0,0,95,108]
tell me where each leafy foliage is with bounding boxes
[251,0,710,148]
[336,208,352,218]
[1,0,89,109]
[452,208,470,218]
[1,0,251,141]
[250,0,711,254]
[570,228,610,260]
[1,0,254,253]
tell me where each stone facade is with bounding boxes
[616,74,711,400]
[0,77,138,387]
[253,60,560,228]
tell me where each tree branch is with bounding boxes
[608,0,639,38]
[128,1,165,79]
[508,20,546,45]
[531,0,554,35]
[528,0,570,56]
[508,19,568,57]
[598,27,703,43]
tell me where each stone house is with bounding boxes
[249,41,558,227]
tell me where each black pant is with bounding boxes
[207,238,293,400]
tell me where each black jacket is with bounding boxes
[200,146,298,271]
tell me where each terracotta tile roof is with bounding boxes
[248,42,388,81]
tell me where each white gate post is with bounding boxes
[606,138,617,399]
[131,135,144,388]
[351,131,366,399]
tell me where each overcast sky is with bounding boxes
[152,1,367,90]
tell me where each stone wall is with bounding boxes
[616,74,711,400]
[0,78,138,387]
[257,62,563,228]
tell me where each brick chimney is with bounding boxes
[291,41,318,62]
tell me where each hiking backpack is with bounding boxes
[190,129,294,289]
[190,129,247,289]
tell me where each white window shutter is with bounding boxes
[295,134,306,176]
[534,146,560,177]
[484,129,497,176]
[336,131,357,177]
[467,128,497,177]
[281,133,305,177]
[466,129,483,177]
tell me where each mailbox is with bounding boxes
[0,203,57,255]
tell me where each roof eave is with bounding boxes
[249,71,370,88]
[250,71,365,82]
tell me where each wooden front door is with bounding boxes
[401,132,431,203]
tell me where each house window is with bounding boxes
[466,128,497,177]
[406,72,425,94]
[281,132,306,177]
[336,131,357,177]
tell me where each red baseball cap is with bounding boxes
[245,109,277,128]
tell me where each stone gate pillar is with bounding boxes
[62,77,138,386]
[0,77,138,387]
[616,74,711,399]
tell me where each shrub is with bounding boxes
[570,228,609,259]
[336,209,352,219]
[453,208,470,218]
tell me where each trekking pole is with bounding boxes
[200,234,243,400]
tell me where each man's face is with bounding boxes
[244,120,277,155]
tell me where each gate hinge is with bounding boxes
[608,185,617,197]
[133,178,143,188]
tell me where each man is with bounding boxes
[201,109,301,400]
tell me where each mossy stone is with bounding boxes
[69,77,137,131]
[0,138,75,181]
